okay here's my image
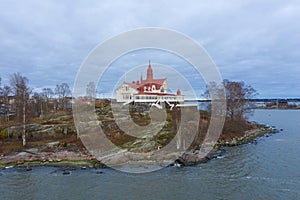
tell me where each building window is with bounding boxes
[152,85,156,91]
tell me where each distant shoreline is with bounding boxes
[255,107,300,110]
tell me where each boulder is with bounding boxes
[62,170,71,175]
[47,141,60,148]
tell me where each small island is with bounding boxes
[0,69,277,170]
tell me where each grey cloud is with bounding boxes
[0,0,299,97]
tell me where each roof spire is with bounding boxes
[146,60,153,82]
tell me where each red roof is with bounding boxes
[141,78,166,85]
[136,91,176,96]
[123,78,166,90]
[123,82,140,90]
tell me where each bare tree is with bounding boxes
[42,88,53,99]
[31,92,43,117]
[0,85,11,125]
[2,85,11,103]
[203,81,226,116]
[55,83,71,111]
[223,79,257,121]
[41,88,54,114]
[9,73,31,146]
[204,80,257,135]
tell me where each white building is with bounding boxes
[115,62,183,105]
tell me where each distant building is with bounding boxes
[266,101,277,108]
[115,61,183,105]
[278,99,288,108]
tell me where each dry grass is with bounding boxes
[0,134,83,155]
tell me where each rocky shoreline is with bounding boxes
[177,126,278,166]
[0,147,105,170]
[0,126,277,170]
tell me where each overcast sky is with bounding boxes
[0,0,300,98]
